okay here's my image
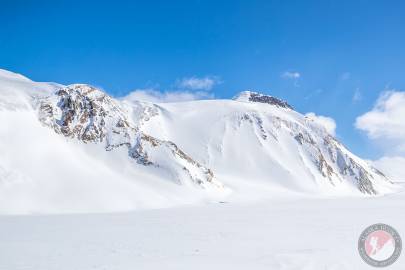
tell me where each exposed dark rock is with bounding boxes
[234,91,293,109]
[38,84,222,189]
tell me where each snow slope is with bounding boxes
[0,69,399,214]
[1,192,405,270]
[128,91,396,197]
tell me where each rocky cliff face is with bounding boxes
[38,84,223,189]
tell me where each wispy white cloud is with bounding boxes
[121,89,213,103]
[176,76,221,91]
[305,112,337,136]
[281,71,301,79]
[121,75,220,103]
[352,88,362,103]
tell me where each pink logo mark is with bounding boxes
[365,230,395,259]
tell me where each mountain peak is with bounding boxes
[233,91,293,109]
[60,84,107,98]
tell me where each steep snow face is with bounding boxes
[136,94,395,196]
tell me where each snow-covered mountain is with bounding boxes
[0,69,398,214]
[133,91,395,195]
[38,84,222,190]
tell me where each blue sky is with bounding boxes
[2,0,405,159]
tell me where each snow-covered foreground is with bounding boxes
[1,191,404,270]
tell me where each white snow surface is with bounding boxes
[1,193,405,269]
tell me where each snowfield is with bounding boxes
[1,192,404,270]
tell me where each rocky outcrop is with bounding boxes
[234,91,293,109]
[38,84,223,189]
